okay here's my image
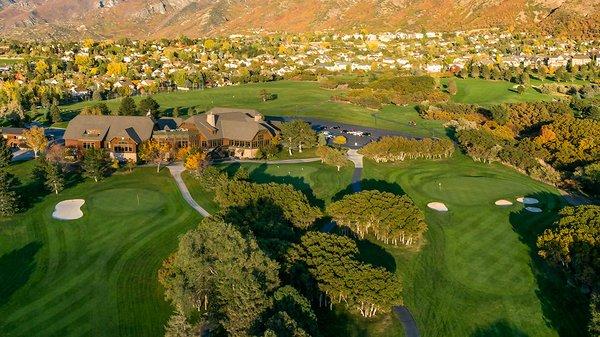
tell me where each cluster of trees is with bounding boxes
[330,76,449,109]
[537,205,600,335]
[161,176,405,335]
[215,180,322,229]
[327,190,427,246]
[279,120,317,156]
[287,232,402,318]
[422,101,600,193]
[359,136,454,163]
[454,61,600,85]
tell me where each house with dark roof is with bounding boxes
[0,127,28,148]
[64,115,155,161]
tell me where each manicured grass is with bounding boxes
[60,81,445,137]
[442,78,556,105]
[0,163,201,337]
[183,161,354,212]
[360,154,588,337]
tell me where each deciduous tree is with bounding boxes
[139,139,172,173]
[82,147,111,182]
[23,126,47,158]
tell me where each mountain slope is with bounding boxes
[0,0,598,39]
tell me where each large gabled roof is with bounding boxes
[184,107,277,141]
[64,115,155,144]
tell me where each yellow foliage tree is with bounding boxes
[139,140,172,173]
[23,126,47,158]
[106,62,127,77]
[35,60,49,75]
[184,152,207,172]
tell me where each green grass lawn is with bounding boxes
[360,154,588,337]
[0,162,201,337]
[183,161,354,211]
[60,81,445,137]
[442,78,556,105]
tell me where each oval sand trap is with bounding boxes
[52,199,85,220]
[525,207,543,213]
[427,202,448,212]
[495,199,513,206]
[516,197,539,205]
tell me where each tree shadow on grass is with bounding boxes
[355,238,396,273]
[332,179,405,202]
[0,241,42,306]
[225,163,325,208]
[508,191,588,337]
[471,320,529,337]
[315,306,369,337]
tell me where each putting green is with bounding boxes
[89,188,164,213]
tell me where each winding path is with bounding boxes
[167,164,211,217]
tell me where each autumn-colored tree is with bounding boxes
[332,135,347,146]
[184,152,206,172]
[139,140,172,173]
[23,126,47,158]
[316,146,348,171]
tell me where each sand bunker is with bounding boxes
[516,197,539,205]
[495,199,513,206]
[525,207,543,213]
[52,199,85,220]
[427,202,448,212]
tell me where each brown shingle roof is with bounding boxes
[64,115,155,144]
[184,107,277,142]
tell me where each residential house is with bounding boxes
[0,127,27,148]
[64,115,155,161]
[571,54,592,66]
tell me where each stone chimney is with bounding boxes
[254,113,264,122]
[206,112,216,127]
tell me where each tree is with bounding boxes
[516,85,525,94]
[138,96,160,118]
[259,89,277,102]
[286,232,401,317]
[159,218,279,336]
[44,160,65,194]
[537,205,600,288]
[488,104,510,125]
[316,146,348,171]
[0,169,19,216]
[118,97,137,116]
[139,139,172,173]
[0,136,13,168]
[447,79,458,95]
[164,310,197,337]
[280,120,317,156]
[82,148,111,182]
[173,107,181,117]
[23,126,47,158]
[50,104,61,123]
[215,180,322,229]
[332,135,347,146]
[327,190,427,245]
[184,151,206,172]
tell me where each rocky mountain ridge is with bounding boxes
[0,0,598,39]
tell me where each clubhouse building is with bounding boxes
[63,107,279,161]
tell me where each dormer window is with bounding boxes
[84,129,100,136]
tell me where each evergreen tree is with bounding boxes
[138,96,160,118]
[0,169,19,216]
[50,104,61,123]
[44,161,65,194]
[0,136,13,168]
[118,97,137,116]
[82,148,111,182]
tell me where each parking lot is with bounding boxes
[278,117,412,149]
